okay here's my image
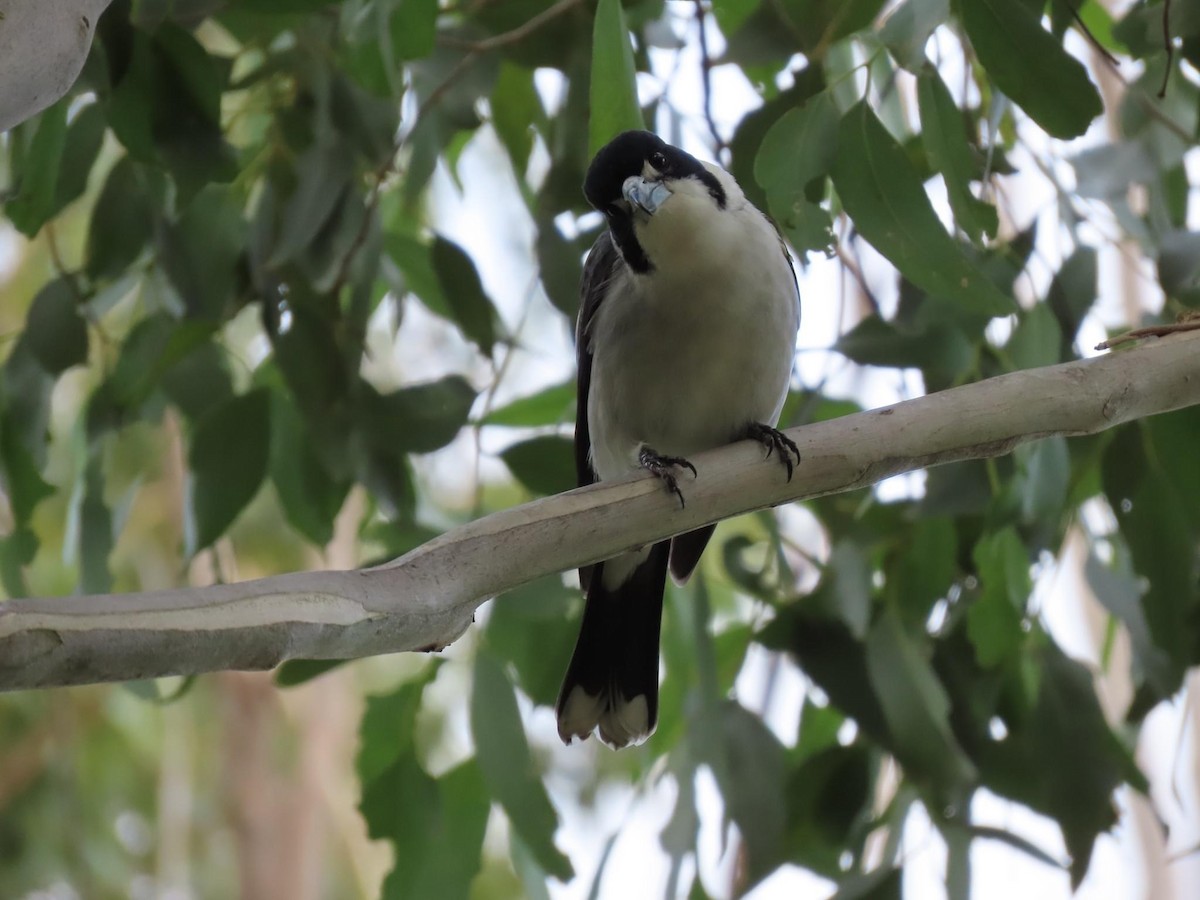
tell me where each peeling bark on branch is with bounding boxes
[2,332,1199,691]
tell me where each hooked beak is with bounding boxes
[622,175,672,215]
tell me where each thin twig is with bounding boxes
[438,0,585,52]
[1095,314,1200,350]
[1159,0,1173,98]
[1068,1,1120,67]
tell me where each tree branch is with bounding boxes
[0,0,113,132]
[3,331,1200,691]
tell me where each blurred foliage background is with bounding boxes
[2,0,1199,897]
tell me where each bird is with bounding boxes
[555,130,801,748]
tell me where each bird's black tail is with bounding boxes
[555,541,669,748]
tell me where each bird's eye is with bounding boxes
[649,151,668,171]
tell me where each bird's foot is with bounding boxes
[744,423,801,481]
[638,445,697,508]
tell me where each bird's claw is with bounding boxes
[745,423,801,481]
[638,445,696,508]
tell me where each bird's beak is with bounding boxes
[622,176,672,215]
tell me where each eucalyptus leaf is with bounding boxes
[481,382,575,427]
[589,0,644,154]
[187,389,272,552]
[23,279,88,375]
[430,236,498,355]
[500,435,576,496]
[962,0,1103,139]
[4,99,68,236]
[831,102,1015,317]
[471,652,573,880]
[917,68,998,242]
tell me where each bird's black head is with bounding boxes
[583,131,726,215]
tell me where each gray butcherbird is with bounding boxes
[555,131,801,748]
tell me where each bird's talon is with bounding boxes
[638,446,695,507]
[744,423,801,482]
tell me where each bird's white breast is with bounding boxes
[586,191,799,482]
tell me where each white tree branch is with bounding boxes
[3,331,1199,691]
[0,0,112,132]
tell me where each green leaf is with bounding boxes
[274,658,346,686]
[536,219,586,318]
[393,0,438,59]
[107,26,238,199]
[830,867,902,900]
[232,0,335,10]
[24,278,88,375]
[362,375,478,455]
[968,528,1029,668]
[1084,551,1175,699]
[962,0,1103,139]
[784,744,873,878]
[2,340,55,468]
[1015,435,1069,525]
[86,156,157,282]
[76,458,113,595]
[159,184,248,321]
[824,541,872,638]
[917,68,998,242]
[889,516,958,624]
[1045,247,1096,356]
[500,435,576,496]
[879,0,949,70]
[492,62,542,175]
[1103,420,1200,683]
[269,303,352,440]
[726,0,887,63]
[729,66,828,212]
[187,389,272,552]
[385,232,449,317]
[430,237,497,355]
[123,676,197,704]
[0,528,38,598]
[865,606,976,790]
[470,652,573,880]
[759,611,891,743]
[706,701,788,888]
[711,0,762,36]
[268,143,354,267]
[357,665,440,786]
[836,315,974,386]
[794,696,844,762]
[1007,302,1062,371]
[975,644,1140,887]
[270,390,351,545]
[755,91,839,254]
[831,102,1015,316]
[5,99,69,236]
[160,340,235,422]
[0,424,54,526]
[357,666,489,900]
[103,318,216,415]
[589,0,644,155]
[51,103,108,219]
[485,575,577,707]
[381,760,489,900]
[481,382,575,427]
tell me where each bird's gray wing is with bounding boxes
[574,229,622,490]
[574,230,622,592]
